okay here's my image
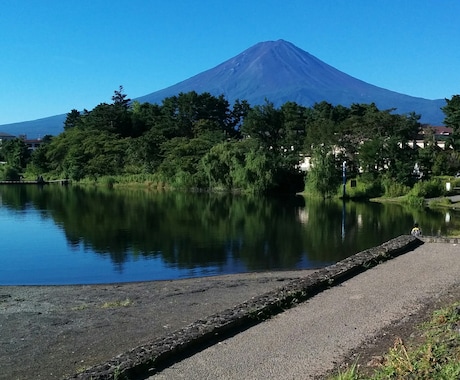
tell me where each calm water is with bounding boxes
[0,185,456,285]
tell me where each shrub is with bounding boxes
[343,178,383,199]
[0,165,21,181]
[409,179,444,198]
[404,194,425,207]
[382,177,410,197]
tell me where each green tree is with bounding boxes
[27,135,53,175]
[112,85,131,109]
[241,100,283,150]
[64,109,82,130]
[44,128,126,180]
[305,146,340,198]
[442,95,460,150]
[304,102,342,154]
[130,101,162,137]
[0,138,30,169]
[160,91,234,140]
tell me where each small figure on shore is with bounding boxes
[411,223,422,237]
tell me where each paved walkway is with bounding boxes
[149,242,460,380]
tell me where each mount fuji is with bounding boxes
[137,40,445,124]
[0,40,446,138]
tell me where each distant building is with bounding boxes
[0,131,16,144]
[17,135,43,151]
[408,125,453,150]
[23,137,43,151]
[0,132,44,151]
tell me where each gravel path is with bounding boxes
[149,242,460,380]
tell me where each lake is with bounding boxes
[0,184,456,285]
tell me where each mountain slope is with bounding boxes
[0,114,66,138]
[136,40,445,124]
[0,40,446,138]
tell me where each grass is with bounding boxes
[328,302,460,380]
[101,298,133,308]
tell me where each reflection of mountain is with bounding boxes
[0,186,450,273]
[0,40,446,138]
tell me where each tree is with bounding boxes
[305,146,340,198]
[442,95,460,150]
[64,109,82,130]
[304,102,341,154]
[44,128,126,180]
[159,91,234,140]
[28,135,53,175]
[112,85,131,109]
[241,100,283,150]
[279,101,307,163]
[358,138,385,176]
[130,101,162,137]
[0,138,30,169]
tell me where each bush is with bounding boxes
[409,179,444,198]
[0,165,21,181]
[343,177,383,199]
[404,194,425,207]
[382,177,410,197]
[101,176,117,189]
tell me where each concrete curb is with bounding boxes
[67,235,423,380]
[420,236,460,244]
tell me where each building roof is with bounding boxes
[422,125,453,136]
[0,131,16,138]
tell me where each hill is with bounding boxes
[0,114,66,139]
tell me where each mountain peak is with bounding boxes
[0,40,446,136]
[136,40,444,125]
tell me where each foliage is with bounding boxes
[200,139,278,193]
[0,165,21,181]
[403,194,425,208]
[409,178,445,198]
[381,175,410,197]
[27,87,460,195]
[342,177,383,199]
[0,138,30,168]
[305,146,340,198]
[431,150,460,176]
[442,95,460,149]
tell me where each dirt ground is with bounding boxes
[0,270,316,380]
[327,281,460,379]
[2,269,458,380]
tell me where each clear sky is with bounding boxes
[1,0,459,125]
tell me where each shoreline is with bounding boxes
[1,269,316,379]
[0,235,425,379]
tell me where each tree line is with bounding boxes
[1,87,460,196]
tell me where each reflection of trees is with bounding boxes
[0,185,456,274]
[0,186,308,270]
[297,197,454,263]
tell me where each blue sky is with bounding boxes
[1,0,459,125]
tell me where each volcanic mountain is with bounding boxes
[0,40,446,137]
[137,40,445,123]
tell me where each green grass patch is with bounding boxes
[328,302,460,380]
[101,298,133,309]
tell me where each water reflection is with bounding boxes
[0,185,457,285]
